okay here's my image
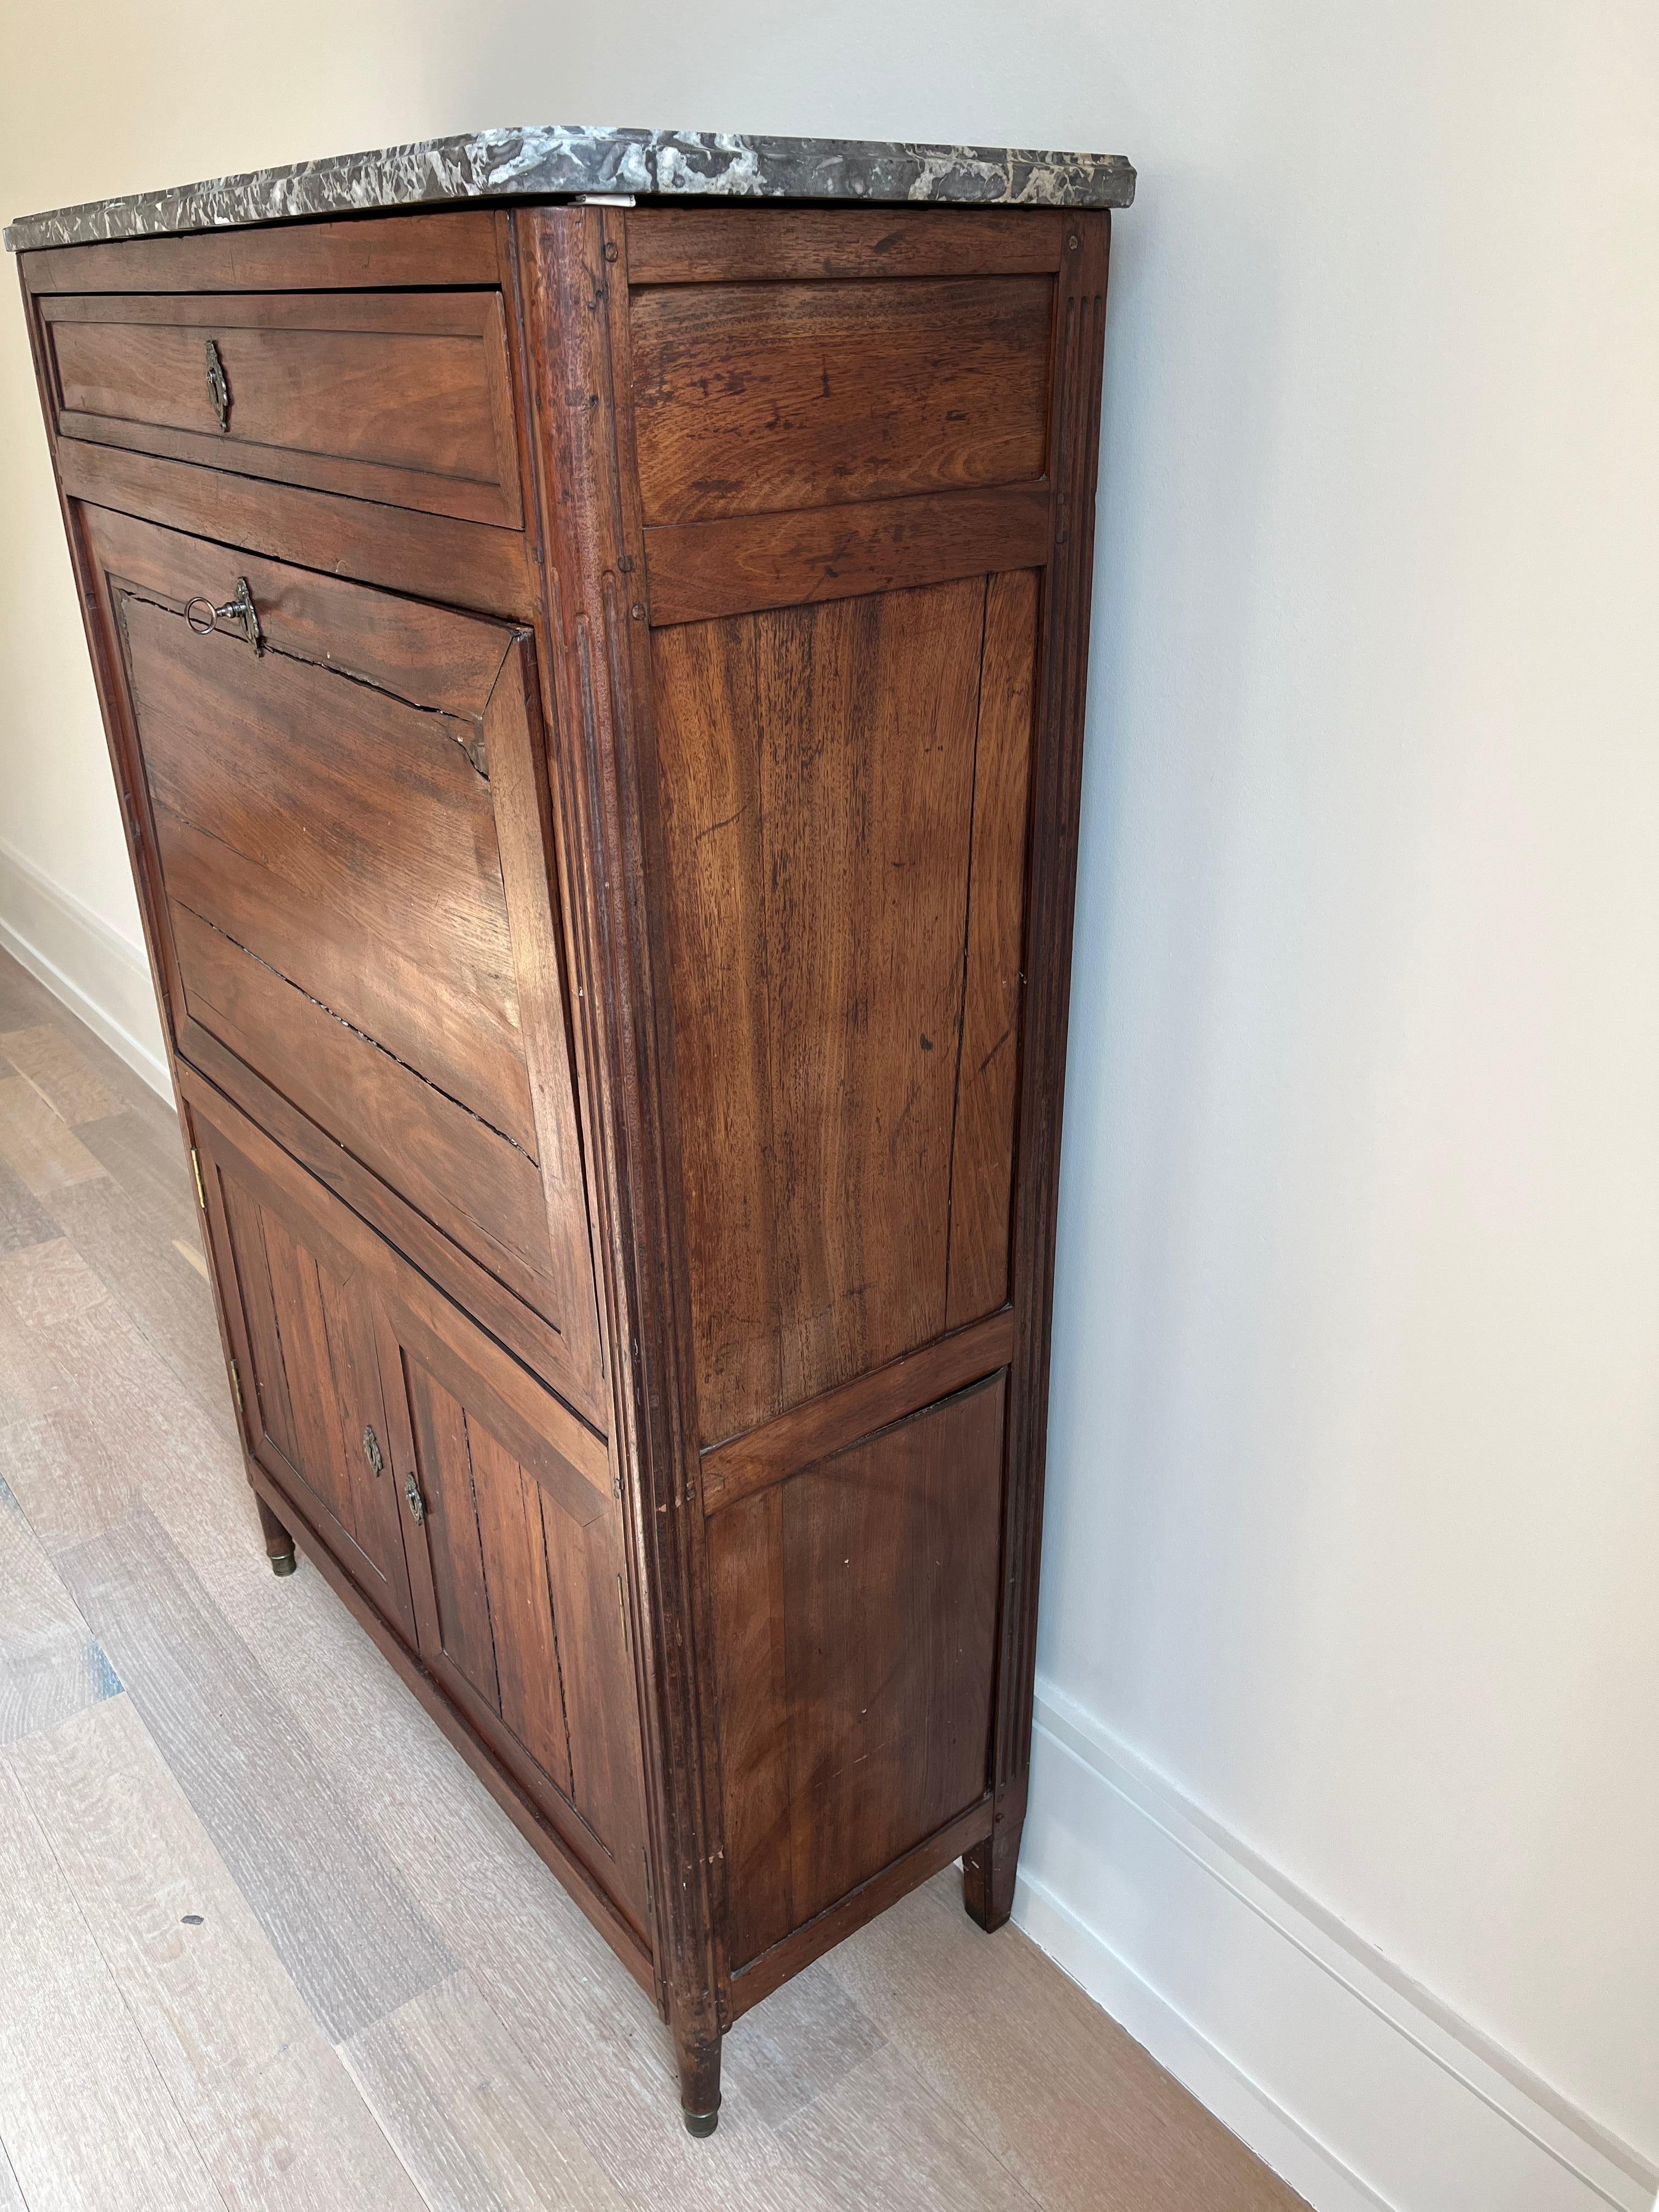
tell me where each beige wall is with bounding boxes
[3,8,1655,2206]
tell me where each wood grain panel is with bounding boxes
[538,1501,650,1920]
[391,1345,648,1920]
[644,483,1051,625]
[466,1419,575,1800]
[58,441,537,620]
[84,504,512,712]
[712,1375,1006,1969]
[44,290,521,528]
[20,209,503,295]
[699,1307,1015,1514]
[182,1074,610,1500]
[118,586,535,1157]
[624,207,1065,286]
[173,902,560,1322]
[629,277,1052,523]
[208,1159,417,1639]
[706,1487,789,1971]
[405,1367,503,1712]
[654,577,985,1444]
[946,567,1039,1326]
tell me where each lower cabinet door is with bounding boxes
[190,1079,650,1930]
[201,1106,418,1641]
[377,1309,651,1926]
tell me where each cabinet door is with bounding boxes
[78,503,602,1424]
[376,1310,651,1927]
[197,1117,417,1641]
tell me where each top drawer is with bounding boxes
[38,291,522,528]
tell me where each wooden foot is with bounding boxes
[673,2018,723,2136]
[255,1494,298,1577]
[962,1815,1022,1932]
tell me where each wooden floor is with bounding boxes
[0,943,1305,2212]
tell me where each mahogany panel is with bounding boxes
[20,210,503,295]
[388,1328,650,1923]
[946,566,1040,1326]
[711,1374,1006,1969]
[180,1023,585,1408]
[538,1498,651,1909]
[59,442,537,618]
[117,589,535,1155]
[699,1307,1015,1513]
[629,275,1053,523]
[405,1364,506,1707]
[654,575,995,1433]
[180,1069,611,1506]
[644,482,1051,626]
[729,1796,993,2018]
[625,207,1065,286]
[197,1124,417,1639]
[654,575,985,1445]
[43,290,522,527]
[83,503,512,710]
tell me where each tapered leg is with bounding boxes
[255,1494,298,1577]
[962,1814,1023,1932]
[673,2015,723,2136]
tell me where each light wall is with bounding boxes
[2,9,1654,2208]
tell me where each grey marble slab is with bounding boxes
[4,126,1135,254]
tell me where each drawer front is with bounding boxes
[82,504,603,1422]
[191,1085,647,1927]
[41,290,522,528]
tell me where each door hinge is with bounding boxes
[228,1358,245,1418]
[641,1847,656,1927]
[189,1147,207,1212]
[616,1573,630,1659]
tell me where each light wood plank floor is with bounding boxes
[0,945,1306,2212]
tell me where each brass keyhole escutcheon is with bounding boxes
[362,1425,384,1477]
[403,1468,426,1524]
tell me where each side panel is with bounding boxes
[709,1375,1006,1971]
[653,572,1038,1447]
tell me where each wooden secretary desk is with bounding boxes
[7,127,1133,2131]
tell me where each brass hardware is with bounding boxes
[184,577,262,655]
[189,1146,207,1212]
[205,337,229,431]
[616,1573,629,1657]
[403,1467,426,1524]
[363,1425,384,1479]
[228,1359,245,1417]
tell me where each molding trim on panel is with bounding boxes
[1017,1679,1656,2212]
[0,836,170,1098]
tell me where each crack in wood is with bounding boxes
[173,897,538,1169]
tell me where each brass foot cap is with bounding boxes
[682,2109,719,2138]
[271,1554,298,1577]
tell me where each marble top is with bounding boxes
[4,126,1136,254]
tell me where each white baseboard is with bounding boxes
[0,837,170,1099]
[1017,1681,1656,2212]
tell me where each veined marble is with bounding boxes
[4,126,1135,253]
